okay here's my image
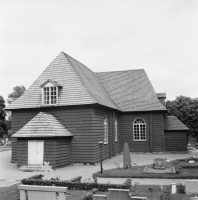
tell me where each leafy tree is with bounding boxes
[0,96,7,139]
[166,96,198,137]
[7,85,26,104]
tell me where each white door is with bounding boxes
[28,141,44,165]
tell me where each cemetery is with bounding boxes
[1,143,197,200]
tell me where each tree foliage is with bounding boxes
[0,96,7,138]
[7,85,26,104]
[166,96,198,136]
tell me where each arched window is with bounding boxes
[104,117,108,143]
[133,119,146,141]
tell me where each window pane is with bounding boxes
[43,86,57,105]
[133,119,146,141]
[104,117,108,143]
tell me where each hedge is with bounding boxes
[21,175,130,192]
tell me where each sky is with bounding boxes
[0,0,198,103]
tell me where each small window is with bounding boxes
[104,117,108,144]
[115,118,118,141]
[43,86,57,105]
[41,80,62,106]
[133,119,146,141]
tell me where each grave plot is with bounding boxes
[143,158,176,174]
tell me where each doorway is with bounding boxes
[28,140,44,165]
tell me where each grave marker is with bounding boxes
[123,143,132,169]
[153,158,166,169]
[42,161,53,179]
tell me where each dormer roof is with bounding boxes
[40,79,62,88]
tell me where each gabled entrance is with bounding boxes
[28,140,44,165]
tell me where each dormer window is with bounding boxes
[40,80,62,105]
[43,86,57,104]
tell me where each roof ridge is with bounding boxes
[62,52,96,103]
[96,69,144,74]
[63,52,121,111]
[143,70,166,110]
[63,52,96,75]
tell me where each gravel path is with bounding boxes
[0,150,195,186]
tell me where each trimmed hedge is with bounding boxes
[21,175,130,192]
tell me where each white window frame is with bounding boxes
[42,85,58,105]
[104,116,108,144]
[133,118,146,141]
[115,118,118,142]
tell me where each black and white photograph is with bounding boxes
[0,0,198,199]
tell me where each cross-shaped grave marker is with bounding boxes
[42,161,53,180]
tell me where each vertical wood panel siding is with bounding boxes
[56,138,70,167]
[119,113,150,152]
[92,107,120,163]
[11,106,97,164]
[44,139,58,167]
[119,112,165,152]
[152,113,164,152]
[165,131,187,152]
[17,139,28,167]
[11,138,17,162]
[16,138,70,168]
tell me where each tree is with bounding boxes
[166,96,198,137]
[0,96,7,139]
[7,85,26,104]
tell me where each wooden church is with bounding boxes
[6,52,189,168]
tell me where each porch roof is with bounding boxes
[12,112,73,138]
[164,116,189,131]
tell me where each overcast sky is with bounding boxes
[0,0,198,103]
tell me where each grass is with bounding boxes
[0,184,20,200]
[93,158,198,179]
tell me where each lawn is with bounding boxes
[93,158,198,179]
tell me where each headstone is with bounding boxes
[42,161,53,179]
[153,158,166,169]
[19,185,67,200]
[171,183,176,194]
[92,189,147,200]
[123,143,132,169]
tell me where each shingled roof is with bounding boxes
[6,52,119,110]
[6,52,166,112]
[165,116,189,131]
[96,70,166,112]
[12,112,73,138]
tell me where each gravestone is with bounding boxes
[42,161,53,179]
[19,185,67,200]
[92,189,147,200]
[123,143,132,169]
[153,158,166,169]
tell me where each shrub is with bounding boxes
[28,174,43,179]
[21,176,130,192]
[177,183,185,194]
